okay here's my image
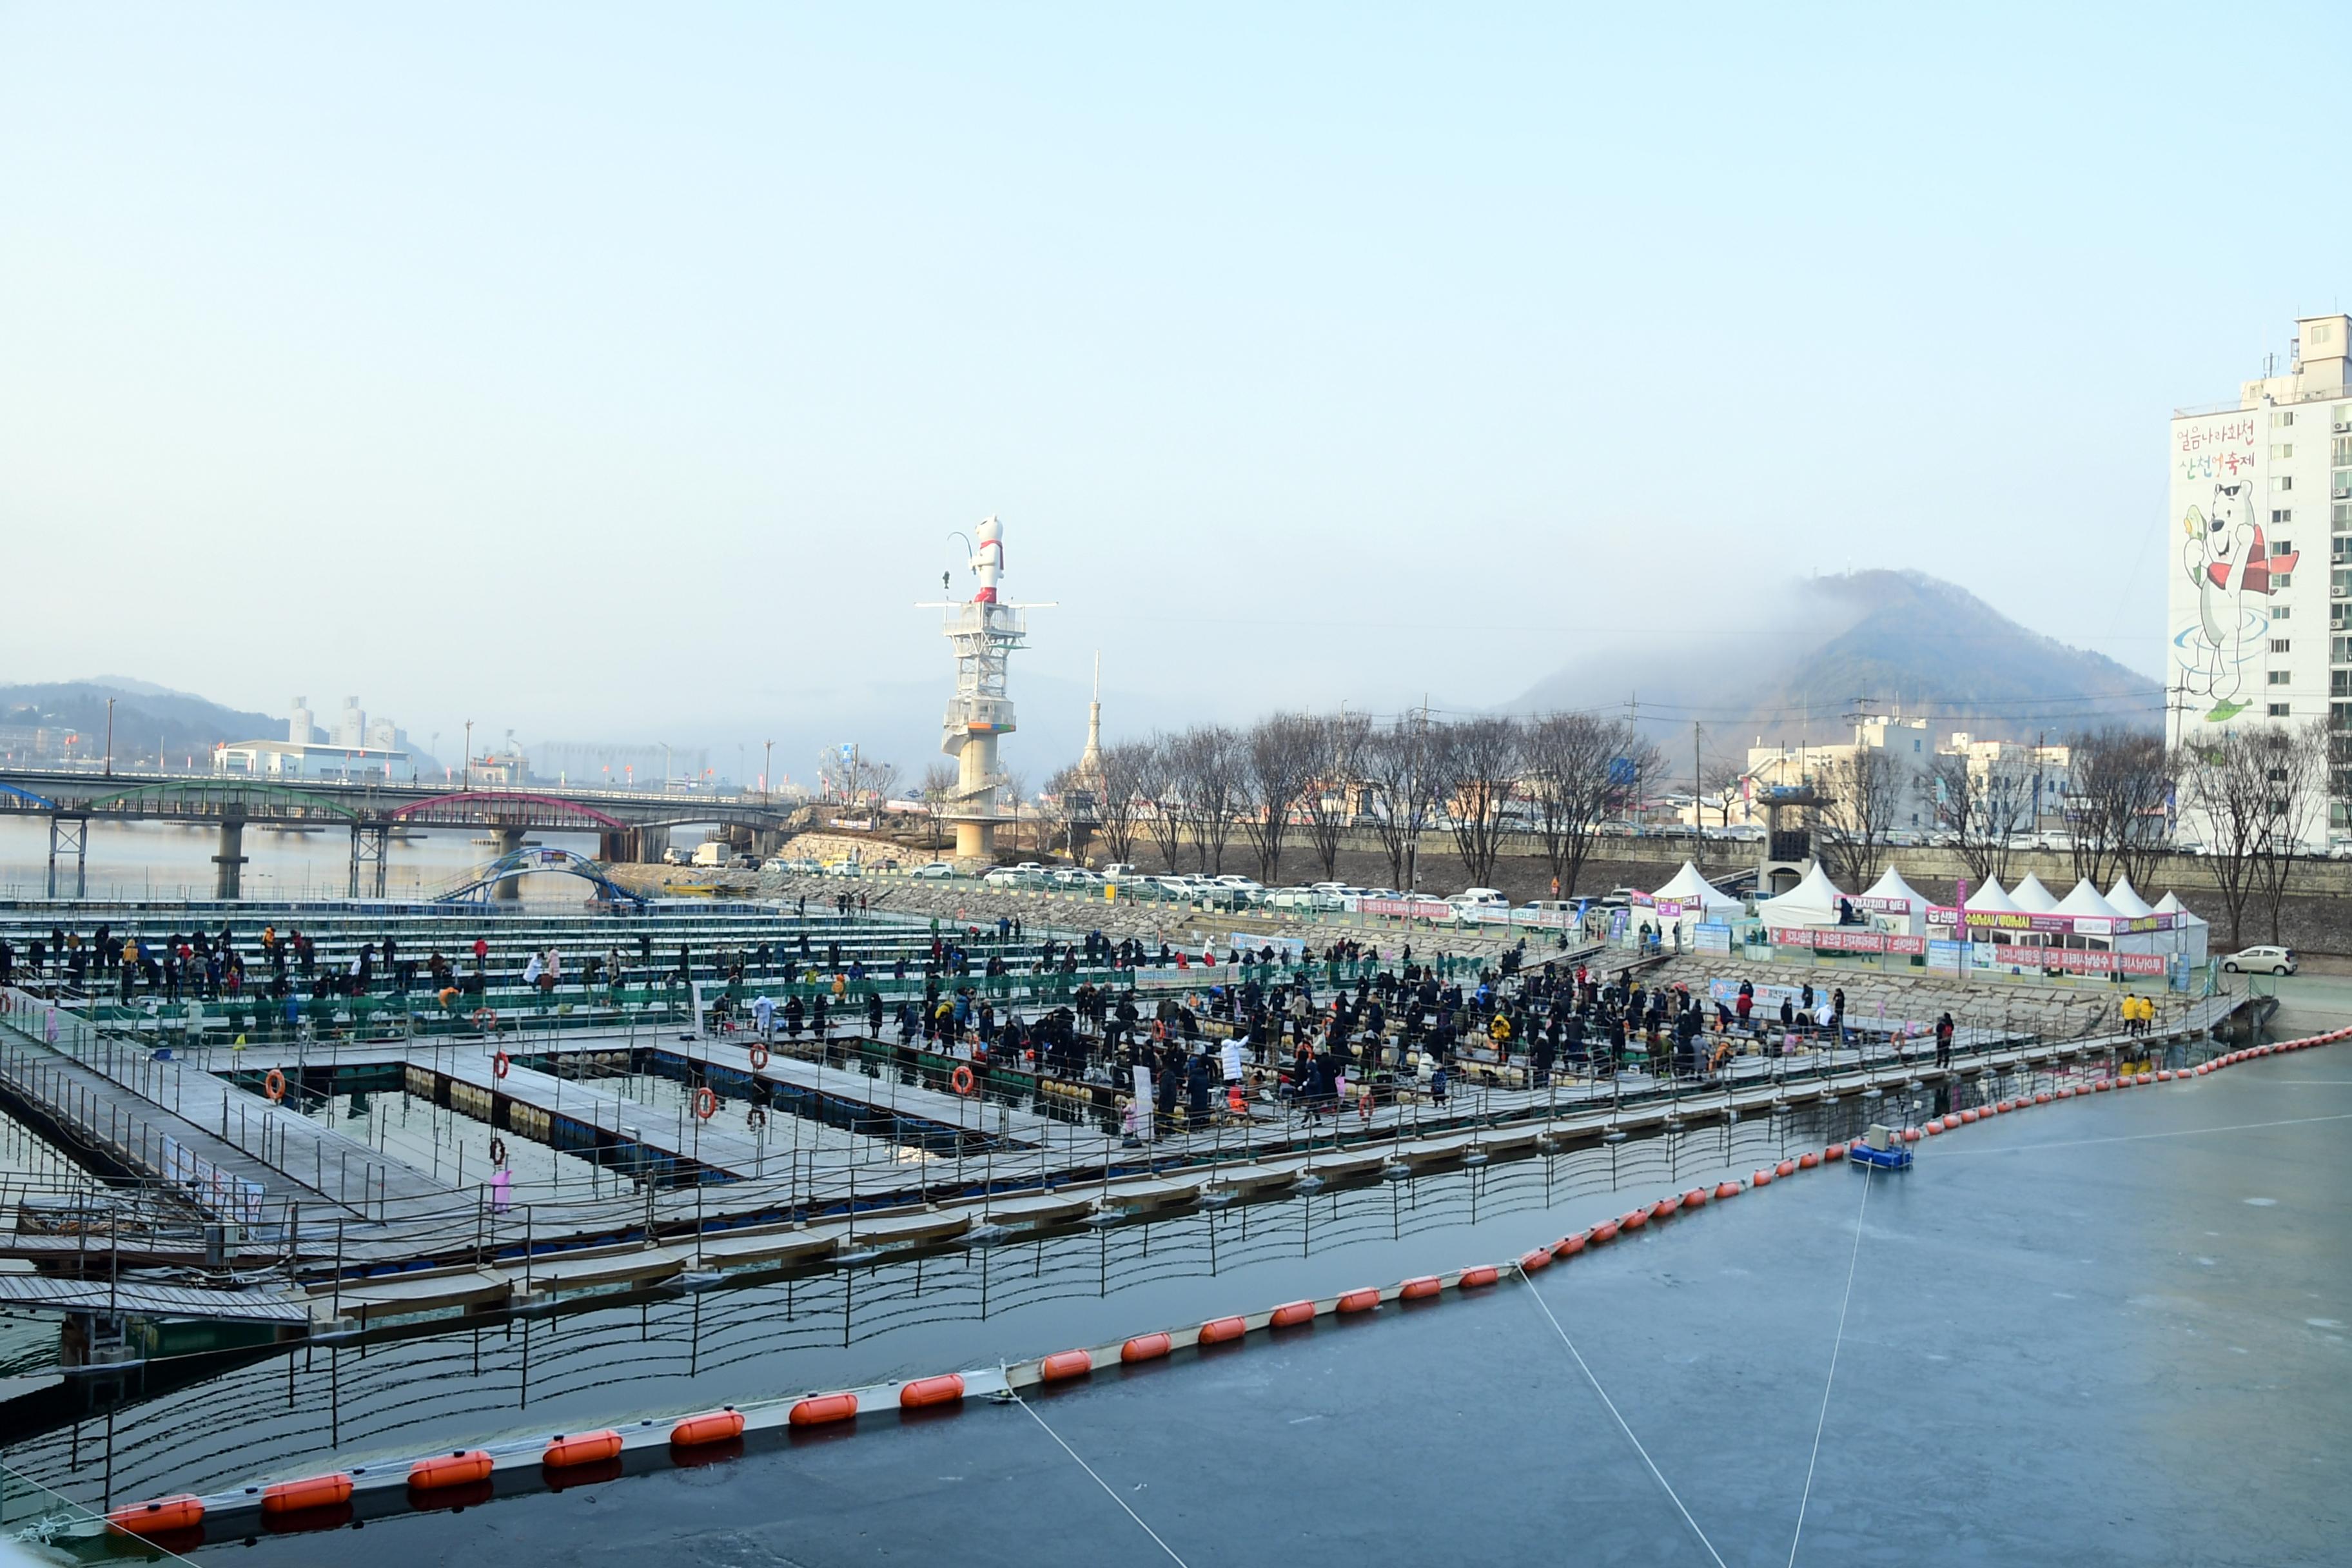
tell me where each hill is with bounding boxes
[1513,569,2159,748]
[0,680,286,768]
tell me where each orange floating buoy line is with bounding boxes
[144,1034,2352,1542]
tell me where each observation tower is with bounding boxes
[918,515,1049,861]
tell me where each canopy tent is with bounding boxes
[1651,861,1741,912]
[2105,877,2157,919]
[1754,862,1852,929]
[1857,866,1930,934]
[2008,874,2061,914]
[1957,876,2022,915]
[2154,891,2211,963]
[2052,879,2125,922]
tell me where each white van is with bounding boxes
[1446,887,1509,910]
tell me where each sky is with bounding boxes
[5,3,2348,781]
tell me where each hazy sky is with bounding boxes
[6,4,2348,775]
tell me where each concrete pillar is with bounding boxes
[599,830,631,864]
[492,827,526,902]
[213,815,248,900]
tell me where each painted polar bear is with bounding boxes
[2180,480,2297,722]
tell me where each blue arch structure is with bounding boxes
[433,846,647,907]
[0,782,59,810]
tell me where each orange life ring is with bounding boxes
[493,1052,510,1080]
[694,1086,718,1120]
[749,1045,770,1070]
[471,1008,497,1031]
[951,1064,976,1096]
[1151,1019,1167,1042]
[264,1069,286,1103]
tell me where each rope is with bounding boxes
[1937,1111,2352,1157]
[1519,1267,1729,1568]
[1786,1165,1870,1566]
[1011,1391,1191,1567]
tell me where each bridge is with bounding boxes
[0,770,794,900]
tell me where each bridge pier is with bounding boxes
[348,821,390,899]
[212,812,248,900]
[492,827,526,901]
[45,815,87,900]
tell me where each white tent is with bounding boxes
[1857,866,1929,934]
[2105,877,2157,919]
[1651,861,1741,913]
[2154,891,2211,963]
[1958,876,2022,915]
[2053,879,2125,923]
[1755,862,1850,929]
[2009,874,2061,913]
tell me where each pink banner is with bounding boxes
[1770,928,1926,956]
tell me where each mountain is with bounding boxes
[0,680,288,767]
[1512,569,2159,749]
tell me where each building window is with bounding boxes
[2335,436,2352,464]
[2273,509,2293,524]
[2271,638,2292,653]
[2276,573,2293,589]
[2335,404,2352,434]
[2268,670,2291,685]
[2274,410,2297,426]
[2274,538,2295,555]
[2316,324,2335,345]
[2269,703,2292,716]
[2336,502,2352,531]
[2273,442,2295,458]
[2277,475,2295,491]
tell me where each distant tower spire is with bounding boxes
[1079,651,1105,785]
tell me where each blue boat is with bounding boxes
[1848,1139,1913,1171]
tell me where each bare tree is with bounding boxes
[1239,713,1319,883]
[2179,729,2273,947]
[1433,716,1521,887]
[1298,712,1370,880]
[1362,715,1443,891]
[1698,757,1747,832]
[2066,727,2173,892]
[1169,726,1245,874]
[1814,748,1899,889]
[919,761,957,848]
[862,760,902,809]
[1928,750,2033,885]
[1133,735,1186,872]
[1522,712,1646,899]
[1091,741,1148,866]
[2250,721,2328,944]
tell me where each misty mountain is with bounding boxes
[0,680,286,763]
[1513,570,2158,750]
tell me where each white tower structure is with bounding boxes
[1077,651,1105,788]
[920,514,1050,862]
[288,696,313,745]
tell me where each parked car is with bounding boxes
[662,847,691,866]
[1050,867,1103,887]
[912,861,956,879]
[1099,863,1143,881]
[981,866,1030,887]
[1211,875,1266,901]
[2222,945,2297,975]
[1445,887,1509,912]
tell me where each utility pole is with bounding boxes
[1692,720,1703,833]
[103,698,114,778]
[1626,691,1640,834]
[464,720,473,792]
[763,740,774,806]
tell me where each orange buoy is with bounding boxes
[789,1393,859,1426]
[1555,1231,1587,1257]
[2095,1080,2112,1092]
[1400,1275,1442,1300]
[1458,1265,1500,1288]
[409,1450,495,1489]
[1902,1127,1921,1141]
[261,1473,352,1513]
[1685,1186,1710,1204]
[1823,1144,1846,1161]
[1798,1152,1819,1169]
[1270,1300,1316,1328]
[1199,1314,1248,1342]
[951,1065,976,1095]
[1924,1122,1943,1136]
[1960,1109,1979,1124]
[671,1409,747,1444]
[109,1494,205,1536]
[1520,1248,1553,1271]
[1776,1159,1797,1176]
[693,1086,718,1121]
[2035,1092,2052,1103]
[749,1045,770,1070]
[1591,1220,1620,1241]
[1943,1114,1961,1130]
[1657,1193,1683,1214]
[264,1069,286,1102]
[1123,1331,1175,1360]
[493,1052,511,1080]
[1716,1181,1741,1199]
[2137,1072,2153,1084]
[897,1376,965,1409]
[1041,1350,1094,1382]
[2156,1070,2173,1082]
[1995,1101,2014,1113]
[2056,1087,2074,1098]
[1336,1288,1380,1313]
[1622,1208,1649,1229]
[1753,1168,1775,1184]
[542,1432,622,1469]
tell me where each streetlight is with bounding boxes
[464,720,473,792]
[763,740,774,806]
[103,698,114,778]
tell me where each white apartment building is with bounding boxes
[2167,313,2352,836]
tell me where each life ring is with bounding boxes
[749,1045,770,1070]
[488,1137,507,1166]
[951,1064,976,1096]
[493,1052,510,1080]
[694,1086,718,1121]
[471,1008,497,1031]
[1151,1019,1167,1042]
[264,1069,286,1103]
[745,1107,767,1131]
